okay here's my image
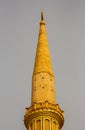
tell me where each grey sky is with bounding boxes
[0,0,85,130]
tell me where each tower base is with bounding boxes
[24,101,64,130]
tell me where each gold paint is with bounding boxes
[24,12,64,130]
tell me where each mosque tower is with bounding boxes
[24,12,64,130]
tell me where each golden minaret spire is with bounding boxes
[24,12,64,130]
[32,11,56,104]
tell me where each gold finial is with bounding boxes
[41,11,44,21]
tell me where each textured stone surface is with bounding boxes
[32,72,56,104]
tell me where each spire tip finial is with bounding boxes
[41,11,44,21]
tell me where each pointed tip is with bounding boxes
[40,11,45,25]
[41,11,44,21]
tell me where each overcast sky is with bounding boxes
[0,0,85,130]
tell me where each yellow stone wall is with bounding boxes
[32,72,56,104]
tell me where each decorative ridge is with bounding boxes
[33,71,54,77]
[24,101,64,117]
[24,101,64,129]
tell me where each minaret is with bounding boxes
[24,12,64,130]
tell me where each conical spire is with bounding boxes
[33,12,54,76]
[32,12,56,104]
